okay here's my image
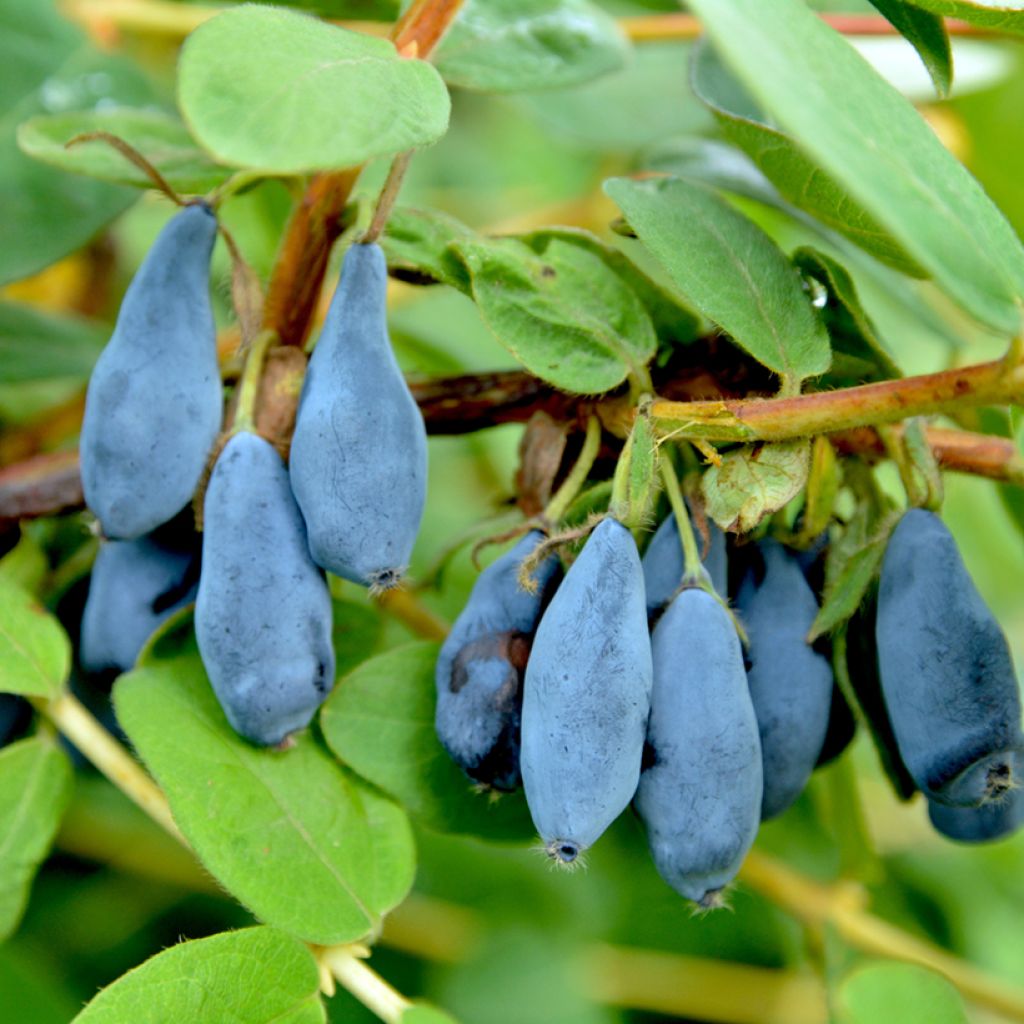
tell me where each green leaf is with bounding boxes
[17,108,232,193]
[835,962,968,1024]
[0,735,73,941]
[899,1,1024,34]
[402,1005,460,1024]
[450,235,657,394]
[809,505,899,641]
[72,927,325,1024]
[641,136,788,214]
[177,6,451,174]
[114,655,415,945]
[382,206,475,292]
[435,0,629,93]
[792,248,902,386]
[605,176,831,387]
[518,227,702,350]
[869,0,953,97]
[331,598,384,678]
[0,580,71,699]
[702,440,811,533]
[0,0,151,284]
[689,42,923,276]
[684,0,1024,336]
[321,642,534,841]
[0,301,105,384]
[0,530,49,594]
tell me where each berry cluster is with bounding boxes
[437,501,1023,905]
[78,206,427,745]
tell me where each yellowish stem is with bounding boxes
[374,586,451,641]
[319,947,411,1023]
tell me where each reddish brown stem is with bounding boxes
[6,370,1022,524]
[652,359,1024,442]
[620,13,1001,42]
[260,0,466,348]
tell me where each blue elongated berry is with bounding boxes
[876,508,1023,807]
[521,517,653,863]
[195,432,335,746]
[80,204,222,539]
[642,508,726,616]
[435,530,562,791]
[735,539,833,819]
[80,533,199,674]
[289,242,427,589]
[636,587,762,906]
[928,782,1024,844]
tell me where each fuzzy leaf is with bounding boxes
[178,6,450,173]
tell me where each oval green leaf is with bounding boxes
[72,927,325,1024]
[836,962,968,1024]
[605,175,831,387]
[0,736,73,941]
[450,234,657,394]
[701,440,811,533]
[18,108,232,193]
[322,642,534,841]
[114,655,415,945]
[435,0,629,93]
[0,580,71,699]
[689,41,923,276]
[900,0,1024,33]
[177,6,451,174]
[684,0,1024,336]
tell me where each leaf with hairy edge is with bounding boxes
[382,207,475,292]
[702,441,811,533]
[0,580,70,699]
[605,176,831,388]
[518,227,702,349]
[114,655,415,945]
[451,235,657,394]
[17,108,231,192]
[435,0,629,93]
[0,736,73,941]
[689,41,922,276]
[72,927,324,1024]
[899,0,1024,34]
[322,642,535,841]
[178,6,450,174]
[868,0,952,97]
[684,0,1024,335]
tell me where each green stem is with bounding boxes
[658,455,705,586]
[320,947,411,1023]
[231,329,278,435]
[543,416,602,525]
[877,424,924,508]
